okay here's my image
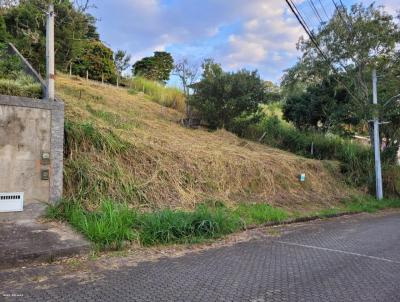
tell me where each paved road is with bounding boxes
[1,212,400,302]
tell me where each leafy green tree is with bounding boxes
[1,0,100,74]
[132,51,174,83]
[283,76,356,134]
[114,49,131,86]
[282,3,400,162]
[72,40,116,82]
[189,61,267,130]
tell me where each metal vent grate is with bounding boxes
[0,192,24,212]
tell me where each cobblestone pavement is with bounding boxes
[1,212,400,302]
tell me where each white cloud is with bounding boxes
[92,0,305,81]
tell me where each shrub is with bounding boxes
[189,66,267,130]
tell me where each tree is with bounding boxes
[72,40,116,83]
[132,51,174,83]
[1,0,100,74]
[189,62,267,130]
[114,49,131,86]
[282,3,400,162]
[263,81,281,103]
[283,75,355,134]
[173,58,199,116]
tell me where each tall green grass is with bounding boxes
[136,205,242,246]
[0,74,41,98]
[47,197,400,251]
[128,76,186,112]
[46,200,137,250]
[47,200,291,250]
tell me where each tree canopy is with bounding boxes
[282,3,400,162]
[132,51,174,83]
[71,40,116,82]
[0,0,101,75]
[189,60,267,130]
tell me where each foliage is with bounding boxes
[0,42,22,78]
[234,113,375,188]
[341,195,400,213]
[47,195,400,251]
[0,42,41,97]
[283,75,356,134]
[46,199,137,250]
[114,49,131,86]
[233,203,288,226]
[47,200,292,249]
[263,80,281,103]
[136,204,242,246]
[0,75,41,98]
[189,60,267,130]
[128,76,186,112]
[71,40,117,83]
[132,51,174,83]
[282,3,400,162]
[1,0,101,75]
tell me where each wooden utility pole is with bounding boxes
[46,4,55,100]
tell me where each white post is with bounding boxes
[86,70,89,81]
[46,4,55,100]
[372,69,383,200]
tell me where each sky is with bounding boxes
[89,0,398,86]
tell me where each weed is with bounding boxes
[135,205,242,246]
[47,200,137,250]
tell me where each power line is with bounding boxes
[285,0,365,104]
[308,0,324,24]
[317,0,330,20]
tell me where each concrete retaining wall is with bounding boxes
[0,95,64,205]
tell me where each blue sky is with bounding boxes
[89,0,397,86]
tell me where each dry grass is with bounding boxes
[57,74,354,213]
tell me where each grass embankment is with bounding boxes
[58,74,353,211]
[47,196,400,250]
[51,75,400,251]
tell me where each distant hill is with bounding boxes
[57,74,355,212]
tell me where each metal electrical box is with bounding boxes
[0,192,24,212]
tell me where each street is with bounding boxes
[1,212,400,301]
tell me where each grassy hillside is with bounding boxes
[57,74,355,213]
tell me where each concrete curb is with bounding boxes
[0,242,90,270]
[245,211,358,231]
[0,220,90,270]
